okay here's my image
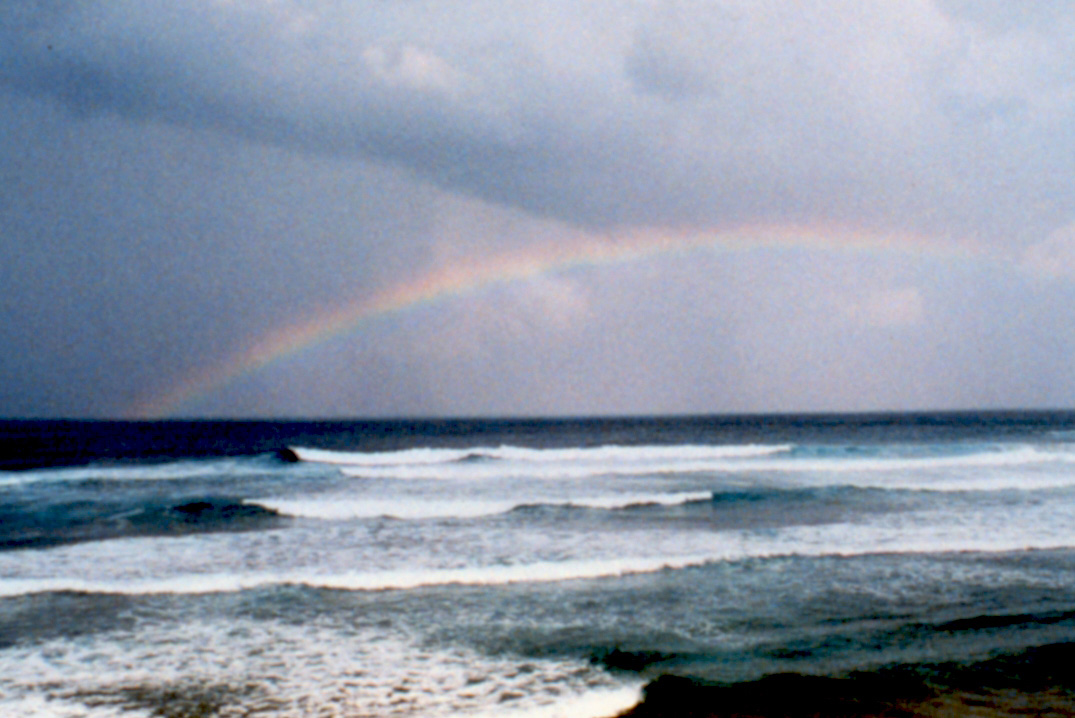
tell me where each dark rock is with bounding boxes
[273,447,301,463]
[594,648,674,672]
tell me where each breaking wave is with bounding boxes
[248,490,715,520]
[290,443,1075,484]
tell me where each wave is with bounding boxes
[295,443,1075,484]
[292,446,487,466]
[6,524,1074,598]
[0,497,284,551]
[248,476,1075,523]
[0,555,719,597]
[335,457,788,482]
[0,456,283,488]
[466,685,642,718]
[248,490,715,520]
[764,445,1075,473]
[249,496,521,520]
[824,471,1075,493]
[714,445,1075,479]
[292,443,793,470]
[292,443,796,465]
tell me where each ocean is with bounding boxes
[3,413,1075,717]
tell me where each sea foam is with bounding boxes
[5,504,1075,598]
[307,442,1075,483]
[248,490,715,520]
[295,443,793,480]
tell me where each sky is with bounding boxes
[2,0,1075,418]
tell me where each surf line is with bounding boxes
[131,223,978,417]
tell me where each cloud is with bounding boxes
[410,275,593,363]
[6,2,1075,417]
[362,45,464,94]
[1021,222,1075,280]
[844,287,925,328]
[3,1,1074,238]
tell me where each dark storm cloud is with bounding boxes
[6,1,1074,237]
[1,0,635,224]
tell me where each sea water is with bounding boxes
[3,413,1075,716]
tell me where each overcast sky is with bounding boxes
[3,0,1075,418]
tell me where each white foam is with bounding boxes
[563,490,714,509]
[323,444,1075,483]
[823,471,1075,493]
[294,443,793,474]
[338,458,765,481]
[0,694,130,718]
[0,616,633,718]
[479,444,794,463]
[761,445,1075,474]
[0,555,716,597]
[468,684,643,718]
[5,511,1075,599]
[5,466,1075,601]
[774,446,1075,492]
[250,496,522,520]
[291,446,477,466]
[248,490,713,520]
[301,555,719,590]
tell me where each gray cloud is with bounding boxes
[3,1,1073,237]
[4,1,1075,417]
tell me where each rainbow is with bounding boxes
[130,223,979,417]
